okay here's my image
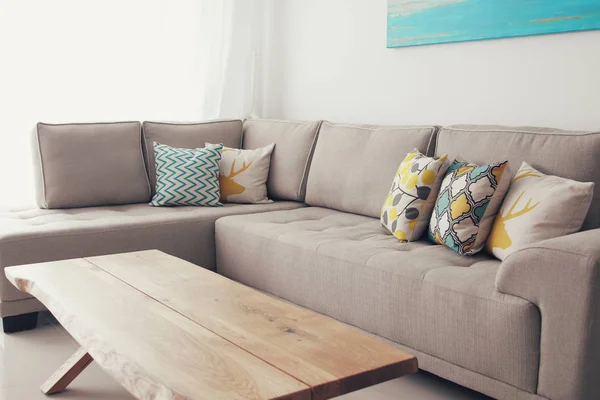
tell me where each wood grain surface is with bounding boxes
[86,250,418,399]
[5,258,310,400]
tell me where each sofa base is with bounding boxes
[2,312,38,333]
[350,325,546,400]
[246,286,546,400]
[0,297,46,319]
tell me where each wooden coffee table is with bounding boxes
[5,250,417,399]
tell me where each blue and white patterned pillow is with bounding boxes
[150,142,223,207]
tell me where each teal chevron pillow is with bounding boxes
[150,142,223,207]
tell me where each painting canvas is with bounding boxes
[387,0,600,48]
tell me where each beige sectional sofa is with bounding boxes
[1,119,599,400]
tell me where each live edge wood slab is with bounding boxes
[5,250,417,400]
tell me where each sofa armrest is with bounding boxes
[496,229,600,400]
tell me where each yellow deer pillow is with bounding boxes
[206,143,275,204]
[486,162,595,260]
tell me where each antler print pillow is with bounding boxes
[206,142,275,204]
[486,162,594,260]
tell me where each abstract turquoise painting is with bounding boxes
[387,0,600,48]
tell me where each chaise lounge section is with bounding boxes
[0,202,304,323]
[0,119,320,327]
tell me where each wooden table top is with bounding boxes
[5,250,417,400]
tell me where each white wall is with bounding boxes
[0,0,209,123]
[267,0,600,130]
[0,0,208,205]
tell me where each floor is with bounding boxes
[0,312,491,400]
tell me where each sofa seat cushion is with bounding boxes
[216,207,541,393]
[0,201,304,305]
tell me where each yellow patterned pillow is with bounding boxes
[381,149,449,242]
[207,142,275,204]
[486,162,594,260]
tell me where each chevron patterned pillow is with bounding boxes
[150,142,223,207]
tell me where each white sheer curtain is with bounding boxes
[199,0,271,119]
[0,0,269,207]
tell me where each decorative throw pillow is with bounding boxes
[206,142,275,204]
[150,142,223,207]
[486,162,594,260]
[428,157,509,255]
[381,150,449,241]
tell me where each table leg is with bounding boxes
[41,347,93,395]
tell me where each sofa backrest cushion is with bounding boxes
[305,122,438,218]
[33,121,151,209]
[434,125,600,230]
[242,119,321,202]
[142,120,242,195]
